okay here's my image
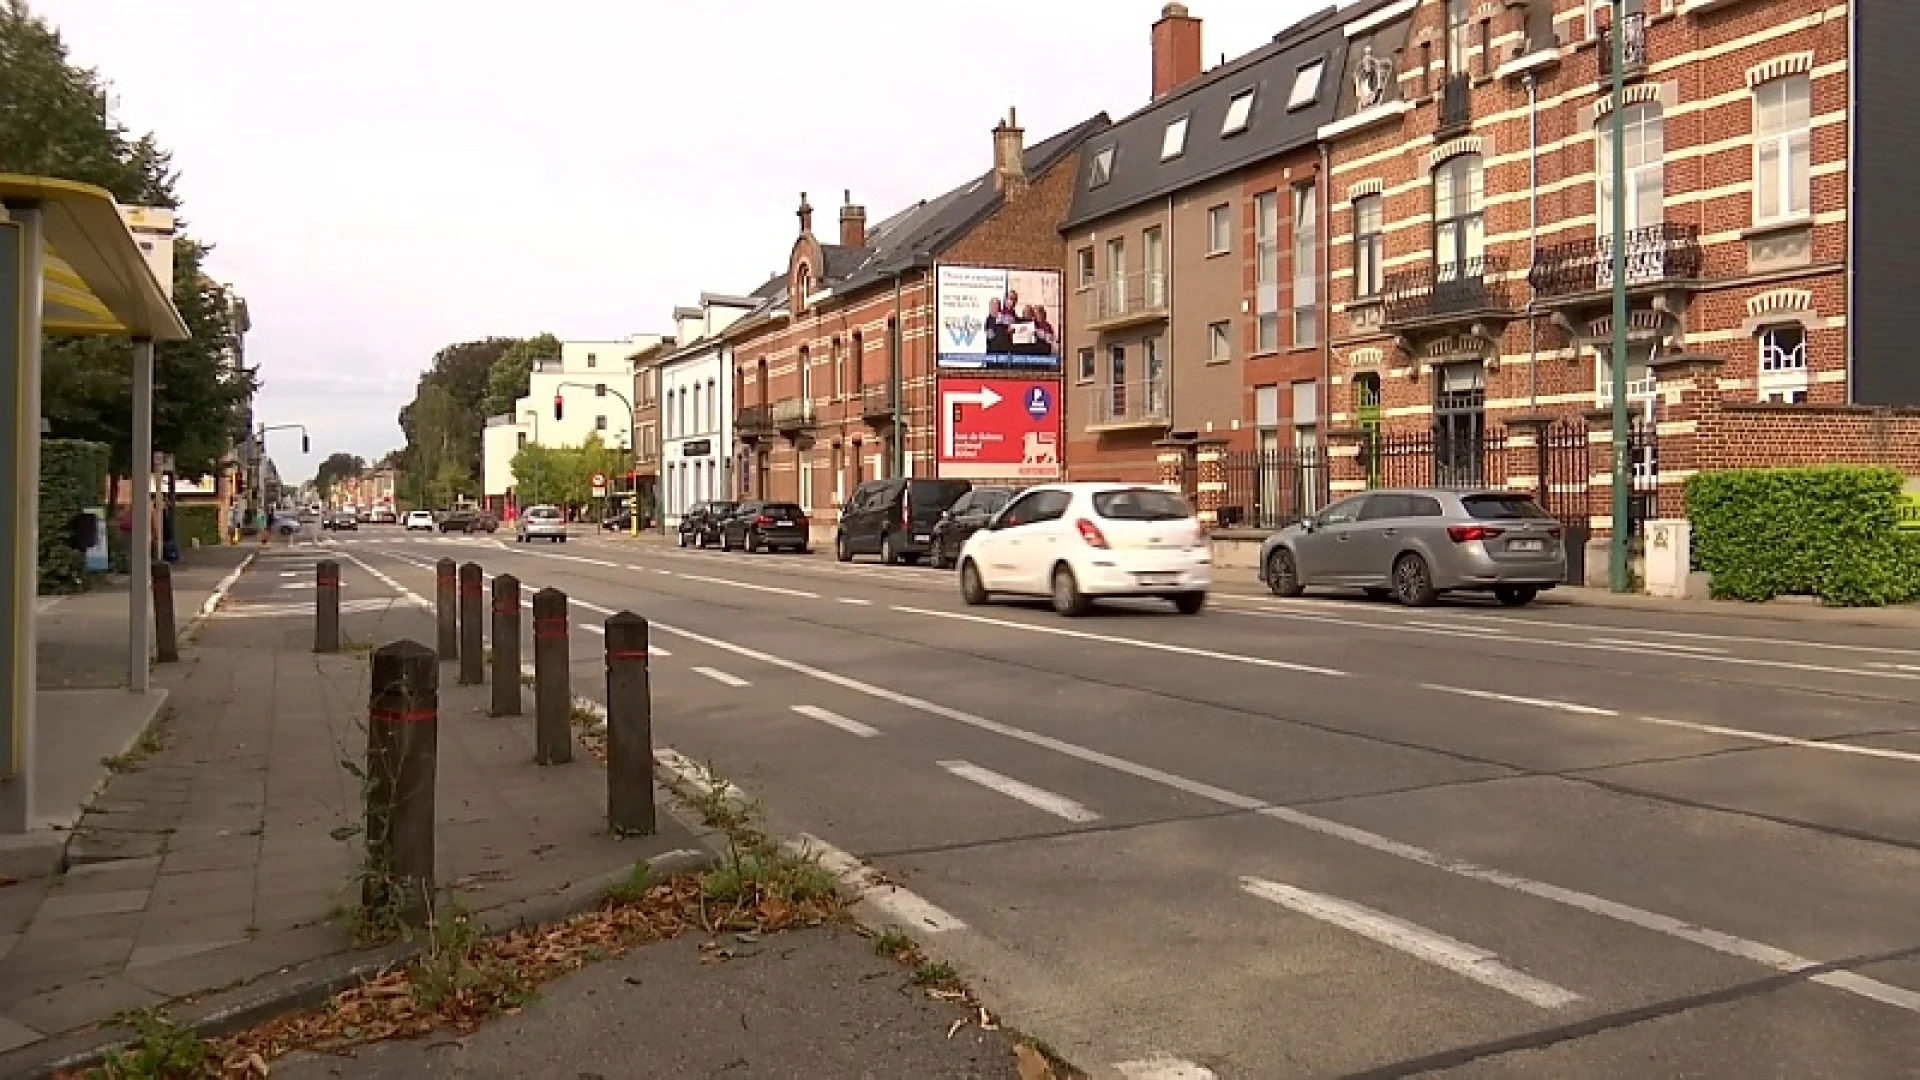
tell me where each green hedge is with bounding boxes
[173,504,223,549]
[1686,466,1920,607]
[38,439,110,595]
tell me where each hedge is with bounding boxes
[173,503,223,549]
[38,439,110,595]
[1685,465,1920,607]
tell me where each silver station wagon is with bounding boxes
[1258,488,1567,607]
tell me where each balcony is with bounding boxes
[1083,269,1170,332]
[772,397,816,432]
[1083,378,1171,433]
[859,383,895,423]
[736,403,773,440]
[1527,224,1702,302]
[1381,254,1513,330]
[1598,11,1648,84]
[1435,73,1471,140]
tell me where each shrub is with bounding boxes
[37,440,110,594]
[173,503,223,548]
[1686,466,1920,607]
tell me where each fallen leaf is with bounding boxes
[1013,1043,1057,1080]
[947,1016,967,1039]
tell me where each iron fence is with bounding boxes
[1218,448,1327,530]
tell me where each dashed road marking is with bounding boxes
[792,705,880,738]
[938,760,1099,823]
[1422,684,1619,716]
[692,666,749,688]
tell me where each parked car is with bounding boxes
[515,504,568,543]
[929,486,1018,569]
[717,501,809,554]
[836,478,971,565]
[677,501,737,548]
[322,510,358,531]
[1257,488,1566,608]
[438,508,495,533]
[403,510,436,531]
[367,506,398,525]
[957,483,1210,616]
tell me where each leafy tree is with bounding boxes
[312,452,365,501]
[392,337,516,506]
[510,435,624,511]
[483,333,560,418]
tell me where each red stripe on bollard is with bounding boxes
[607,649,650,660]
[369,707,439,724]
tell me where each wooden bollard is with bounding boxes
[489,574,521,717]
[531,588,572,765]
[314,559,341,654]
[457,562,484,686]
[604,612,656,835]
[151,561,179,663]
[434,558,457,662]
[365,640,438,928]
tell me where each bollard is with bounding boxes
[604,612,656,835]
[314,559,341,654]
[489,574,522,717]
[365,640,438,927]
[458,562,485,686]
[151,561,179,664]
[531,587,572,765]
[435,559,457,663]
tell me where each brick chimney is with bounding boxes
[1152,2,1203,100]
[796,191,814,235]
[992,107,1026,194]
[839,189,867,247]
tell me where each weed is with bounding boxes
[92,1008,211,1078]
[568,701,603,729]
[99,713,173,775]
[604,862,655,905]
[912,959,959,987]
[872,926,914,959]
[408,898,535,1013]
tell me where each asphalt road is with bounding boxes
[305,524,1920,1079]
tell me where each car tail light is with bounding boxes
[1547,527,1562,539]
[1447,525,1505,543]
[1075,518,1109,548]
[901,484,911,524]
[754,515,773,527]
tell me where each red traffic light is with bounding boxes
[553,394,564,422]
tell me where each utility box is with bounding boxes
[1642,519,1692,598]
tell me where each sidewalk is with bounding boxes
[0,546,703,1071]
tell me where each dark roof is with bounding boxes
[1061,0,1394,231]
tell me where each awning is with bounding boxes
[0,173,190,341]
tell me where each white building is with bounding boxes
[658,296,757,527]
[482,334,667,511]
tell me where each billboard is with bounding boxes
[937,376,1063,481]
[936,265,1062,372]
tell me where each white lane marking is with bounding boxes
[792,704,880,738]
[795,832,969,934]
[651,645,672,657]
[217,599,396,620]
[279,571,296,578]
[1866,662,1920,674]
[837,597,872,606]
[1423,684,1620,717]
[891,606,1347,679]
[280,582,317,590]
[513,549,621,570]
[1407,620,1506,635]
[692,666,749,688]
[1591,637,1727,655]
[336,550,432,610]
[626,565,648,572]
[1239,877,1581,1009]
[938,760,1100,823]
[673,571,819,599]
[579,623,606,636]
[1113,1057,1217,1079]
[639,616,1920,1016]
[654,568,674,576]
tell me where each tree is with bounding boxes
[312,452,365,501]
[392,337,516,507]
[483,333,560,419]
[509,435,624,511]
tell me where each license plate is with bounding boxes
[915,534,931,543]
[1509,539,1545,552]
[1137,573,1180,586]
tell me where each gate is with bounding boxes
[1534,421,1592,585]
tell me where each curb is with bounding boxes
[0,844,715,1079]
[179,548,258,643]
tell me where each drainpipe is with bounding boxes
[1319,143,1333,505]
[1165,195,1175,439]
[1845,1,1857,400]
[891,270,905,478]
[1525,71,1540,413]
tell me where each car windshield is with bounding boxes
[1461,494,1554,521]
[1092,488,1192,521]
[527,508,560,520]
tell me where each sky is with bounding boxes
[36,0,1338,482]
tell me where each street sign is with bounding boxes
[936,376,1062,481]
[590,472,607,496]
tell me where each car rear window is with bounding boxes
[1092,488,1193,521]
[760,503,803,515]
[1461,494,1553,521]
[527,508,560,520]
[909,480,970,510]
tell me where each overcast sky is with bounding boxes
[37,0,1334,481]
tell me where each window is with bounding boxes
[851,331,865,387]
[1288,59,1325,110]
[1445,0,1470,73]
[586,353,597,368]
[594,382,607,397]
[798,450,813,512]
[831,443,846,505]
[1106,237,1126,312]
[832,337,844,398]
[1208,321,1232,364]
[1088,146,1115,189]
[1292,183,1317,345]
[1143,226,1165,307]
[1352,195,1384,299]
[1255,190,1280,352]
[1222,89,1255,135]
[517,431,527,449]
[1758,324,1808,374]
[798,346,812,400]
[1162,115,1190,160]
[1433,154,1485,277]
[1754,76,1811,223]
[1207,204,1232,255]
[1076,247,1094,288]
[1597,103,1664,235]
[706,379,716,431]
[595,415,609,432]
[678,388,687,434]
[691,383,701,431]
[1077,346,1095,383]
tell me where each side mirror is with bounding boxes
[1300,517,1317,533]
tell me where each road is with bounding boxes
[303,524,1920,1078]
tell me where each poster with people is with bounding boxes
[936,265,1062,371]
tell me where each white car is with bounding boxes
[957,482,1211,616]
[404,510,436,531]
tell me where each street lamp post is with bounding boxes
[523,409,541,509]
[1606,0,1631,593]
[255,422,310,529]
[554,382,639,537]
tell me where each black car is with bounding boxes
[677,501,737,548]
[835,478,971,565]
[719,501,810,554]
[322,511,359,531]
[928,486,1018,569]
[438,508,496,533]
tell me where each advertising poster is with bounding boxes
[937,265,1062,372]
[937,376,1063,481]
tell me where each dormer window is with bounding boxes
[1288,59,1325,110]
[1161,116,1190,161]
[1222,89,1255,136]
[1088,146,1115,189]
[796,264,813,305]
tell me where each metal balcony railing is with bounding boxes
[736,403,773,437]
[1084,269,1170,328]
[859,383,894,420]
[1527,224,1702,299]
[772,397,816,429]
[1083,377,1171,431]
[1598,11,1648,82]
[1381,254,1512,327]
[1436,73,1471,138]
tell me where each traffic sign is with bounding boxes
[590,472,607,496]
[936,376,1062,481]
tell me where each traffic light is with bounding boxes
[301,434,310,453]
[553,394,564,422]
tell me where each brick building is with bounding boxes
[720,108,1109,543]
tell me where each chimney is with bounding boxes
[1152,3,1203,100]
[796,191,814,235]
[992,107,1026,194]
[839,189,867,247]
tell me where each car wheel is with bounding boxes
[719,530,731,552]
[1495,585,1539,607]
[1265,549,1304,598]
[1393,553,1438,608]
[959,560,990,606]
[1172,591,1207,615]
[676,531,686,548]
[881,534,901,566]
[1050,564,1089,617]
[835,534,853,563]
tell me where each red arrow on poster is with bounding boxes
[936,376,1062,480]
